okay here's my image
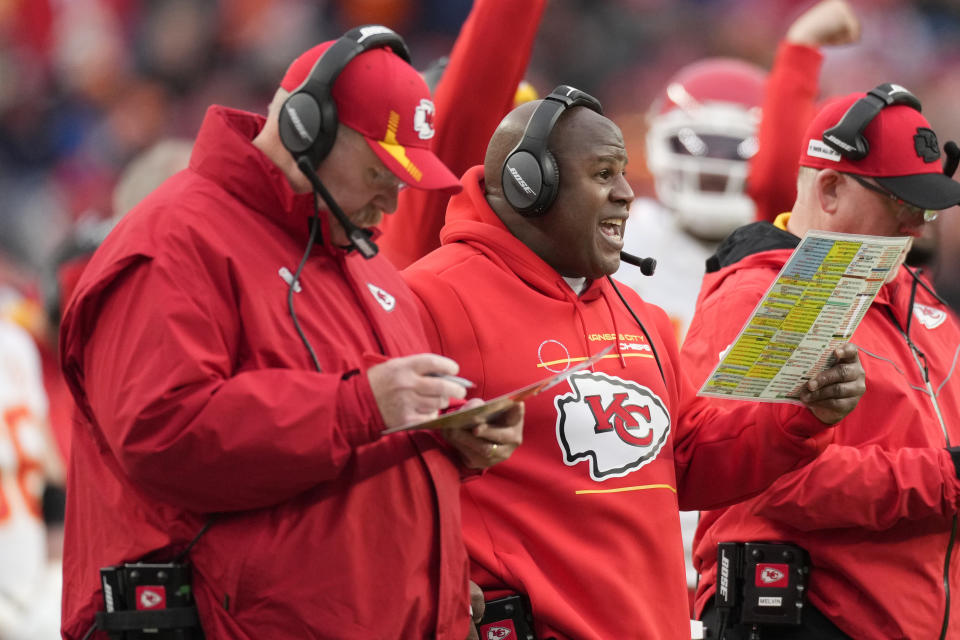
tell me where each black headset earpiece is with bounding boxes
[278,25,411,171]
[501,84,603,216]
[821,83,922,161]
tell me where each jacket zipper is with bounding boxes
[906,342,956,640]
[889,303,955,639]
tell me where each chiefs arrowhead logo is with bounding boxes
[135,586,166,610]
[556,371,670,480]
[913,303,947,330]
[480,620,516,639]
[760,567,785,584]
[367,283,396,312]
[413,99,436,140]
[755,563,789,588]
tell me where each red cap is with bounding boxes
[281,42,461,193]
[800,92,960,210]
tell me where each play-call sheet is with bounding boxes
[698,230,911,403]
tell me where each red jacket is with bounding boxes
[683,221,960,640]
[378,0,546,268]
[59,106,471,640]
[402,166,836,639]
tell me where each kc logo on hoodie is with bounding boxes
[555,371,671,480]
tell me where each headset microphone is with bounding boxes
[296,157,378,259]
[943,141,960,178]
[279,25,409,260]
[620,251,657,276]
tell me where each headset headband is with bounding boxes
[279,25,410,166]
[822,83,921,160]
[514,85,604,160]
[292,26,411,104]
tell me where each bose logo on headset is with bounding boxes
[284,104,312,143]
[501,84,603,216]
[822,134,856,154]
[508,166,536,197]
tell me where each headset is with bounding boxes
[278,25,411,171]
[278,26,410,371]
[821,83,922,161]
[501,85,603,216]
[499,85,663,378]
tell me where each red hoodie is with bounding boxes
[683,220,960,640]
[402,166,838,639]
[59,106,471,640]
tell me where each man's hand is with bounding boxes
[786,0,861,48]
[445,401,524,469]
[465,580,485,640]
[798,343,865,424]
[368,354,468,430]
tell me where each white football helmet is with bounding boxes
[646,58,766,241]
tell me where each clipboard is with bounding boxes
[382,344,614,433]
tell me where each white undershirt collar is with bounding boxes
[563,276,588,295]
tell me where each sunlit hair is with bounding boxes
[268,87,291,118]
[797,166,818,190]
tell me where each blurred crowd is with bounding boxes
[2,0,960,281]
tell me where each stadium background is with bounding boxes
[1,0,959,286]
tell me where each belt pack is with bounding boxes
[98,562,203,640]
[478,594,536,640]
[716,541,811,627]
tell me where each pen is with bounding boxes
[427,373,476,389]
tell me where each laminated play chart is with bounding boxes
[698,230,911,402]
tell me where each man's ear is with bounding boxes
[814,169,843,215]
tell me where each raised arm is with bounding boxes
[379,0,547,268]
[749,0,860,221]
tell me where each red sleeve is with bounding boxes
[379,0,547,269]
[749,444,960,530]
[678,267,960,527]
[672,364,833,512]
[749,41,823,222]
[668,266,836,510]
[69,257,385,513]
[619,294,834,511]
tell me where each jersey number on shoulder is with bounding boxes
[0,406,44,523]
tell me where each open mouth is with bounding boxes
[599,217,625,247]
